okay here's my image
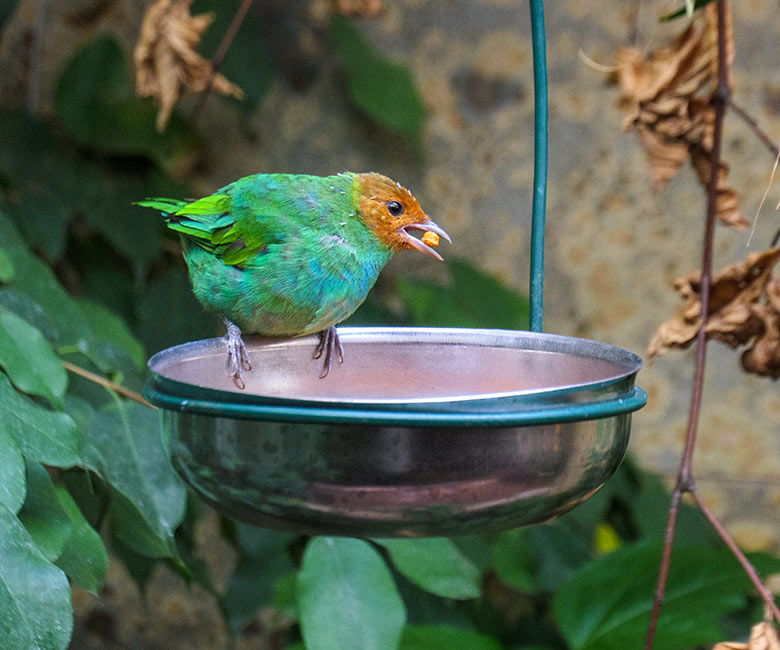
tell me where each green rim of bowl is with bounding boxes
[143,382,647,427]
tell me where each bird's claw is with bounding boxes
[223,319,251,389]
[314,326,344,378]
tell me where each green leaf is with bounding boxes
[490,528,535,592]
[525,522,594,592]
[17,461,71,562]
[79,399,186,558]
[330,14,425,144]
[53,485,109,595]
[378,538,482,600]
[273,572,299,619]
[54,36,198,168]
[108,489,179,559]
[226,548,295,632]
[0,305,67,407]
[0,111,173,282]
[0,248,14,283]
[225,525,297,631]
[224,524,297,633]
[630,469,717,544]
[0,426,25,513]
[0,371,80,467]
[400,625,502,650]
[109,533,159,593]
[194,0,274,112]
[77,166,177,283]
[56,36,127,144]
[659,0,714,22]
[76,299,145,369]
[0,502,73,650]
[138,265,219,353]
[553,540,780,650]
[0,211,122,373]
[397,258,530,329]
[298,537,406,650]
[0,112,90,261]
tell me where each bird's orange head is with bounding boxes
[355,173,450,260]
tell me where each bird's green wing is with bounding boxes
[136,194,272,266]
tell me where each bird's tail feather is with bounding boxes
[134,197,189,216]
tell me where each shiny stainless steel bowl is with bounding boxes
[145,327,646,537]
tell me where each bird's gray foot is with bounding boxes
[314,326,344,378]
[222,318,251,389]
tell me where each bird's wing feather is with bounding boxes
[137,193,277,267]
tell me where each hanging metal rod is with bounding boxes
[529,0,548,332]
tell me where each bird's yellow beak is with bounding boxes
[397,220,451,261]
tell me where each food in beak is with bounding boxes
[399,220,451,261]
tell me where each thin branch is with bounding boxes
[690,487,780,625]
[644,1,730,647]
[747,150,780,247]
[191,0,254,122]
[62,360,157,410]
[729,98,780,159]
[644,488,683,645]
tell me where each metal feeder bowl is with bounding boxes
[145,327,646,537]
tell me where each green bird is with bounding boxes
[137,172,450,388]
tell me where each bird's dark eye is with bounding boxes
[386,200,403,216]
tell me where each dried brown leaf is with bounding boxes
[690,145,750,230]
[749,622,780,650]
[636,124,689,190]
[611,2,744,229]
[741,279,780,378]
[648,248,780,360]
[713,622,780,650]
[133,0,244,131]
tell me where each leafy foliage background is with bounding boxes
[0,2,777,649]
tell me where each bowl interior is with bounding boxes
[148,327,642,405]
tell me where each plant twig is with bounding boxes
[191,0,253,122]
[690,487,780,625]
[644,2,780,645]
[729,98,780,158]
[644,1,729,647]
[747,150,779,246]
[62,360,157,410]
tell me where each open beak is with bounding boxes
[398,220,452,261]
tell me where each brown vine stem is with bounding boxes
[644,2,779,646]
[643,0,723,646]
[191,0,254,122]
[690,487,780,623]
[62,360,157,410]
[729,98,780,158]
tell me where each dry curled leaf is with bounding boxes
[134,0,244,131]
[612,2,748,230]
[648,248,780,378]
[713,621,780,650]
[741,278,780,378]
